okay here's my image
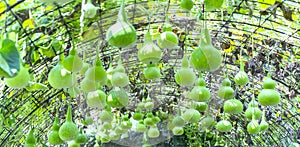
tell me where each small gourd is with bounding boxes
[172,116,185,127]
[86,90,107,109]
[48,117,64,145]
[247,119,260,134]
[59,105,79,141]
[107,87,129,108]
[138,31,162,64]
[4,65,30,89]
[121,119,132,130]
[175,55,196,87]
[190,22,222,72]
[181,109,201,123]
[216,120,232,132]
[103,122,113,130]
[106,0,137,48]
[83,0,98,18]
[217,78,235,99]
[80,77,98,92]
[248,99,259,107]
[61,49,83,73]
[204,0,224,11]
[109,131,120,140]
[172,126,184,135]
[144,113,155,126]
[259,111,269,131]
[136,121,147,132]
[85,58,107,83]
[189,75,211,102]
[199,116,215,130]
[133,111,144,121]
[234,61,249,86]
[79,62,90,75]
[75,129,87,144]
[99,109,114,122]
[144,64,160,80]
[157,18,178,49]
[223,99,243,114]
[245,107,262,120]
[83,115,94,126]
[258,74,281,106]
[24,129,36,147]
[180,0,194,11]
[191,102,208,112]
[48,63,75,89]
[111,58,129,87]
[147,125,160,138]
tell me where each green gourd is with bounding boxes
[48,117,64,145]
[101,134,111,143]
[189,75,211,102]
[24,129,36,147]
[157,18,178,49]
[85,58,107,83]
[172,116,185,127]
[75,129,87,144]
[106,0,137,48]
[175,55,196,87]
[80,77,98,92]
[61,49,83,73]
[180,0,194,11]
[247,119,260,134]
[59,105,79,141]
[147,125,160,138]
[259,111,269,131]
[136,121,147,132]
[86,90,107,109]
[144,64,161,80]
[190,22,222,72]
[258,74,281,106]
[216,120,232,132]
[83,115,94,126]
[83,0,98,18]
[121,120,132,130]
[191,102,208,112]
[48,63,75,89]
[172,126,184,135]
[248,99,259,107]
[107,87,129,108]
[218,78,235,99]
[79,62,90,75]
[103,122,113,130]
[204,0,224,11]
[68,140,80,147]
[99,109,114,122]
[138,31,162,64]
[144,113,155,126]
[234,61,249,86]
[223,99,243,114]
[115,126,127,135]
[181,109,201,123]
[245,107,262,120]
[133,111,144,121]
[111,58,129,87]
[4,65,30,89]
[109,132,120,141]
[199,116,215,130]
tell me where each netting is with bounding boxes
[0,0,299,146]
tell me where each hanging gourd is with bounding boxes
[199,115,215,130]
[136,121,147,132]
[144,113,155,126]
[259,111,269,132]
[191,102,208,112]
[133,111,144,121]
[175,55,196,87]
[48,63,76,89]
[180,0,194,11]
[106,0,137,48]
[172,126,184,135]
[59,105,79,141]
[216,120,232,132]
[85,58,107,84]
[144,64,161,80]
[24,128,36,147]
[48,116,64,145]
[4,65,30,89]
[99,108,114,122]
[204,0,224,11]
[247,119,260,134]
[107,87,129,108]
[223,99,243,114]
[75,129,87,144]
[245,96,262,120]
[86,90,107,109]
[61,49,83,73]
[258,74,281,106]
[80,77,98,92]
[234,61,249,86]
[147,125,160,138]
[181,109,201,123]
[189,74,211,102]
[83,0,99,18]
[217,78,235,99]
[138,31,162,64]
[111,58,129,87]
[157,18,179,49]
[190,21,222,72]
[79,62,90,75]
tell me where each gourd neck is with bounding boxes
[181,55,189,68]
[200,23,212,46]
[144,31,152,43]
[118,0,127,23]
[239,61,245,72]
[66,105,73,122]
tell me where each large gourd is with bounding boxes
[175,55,196,87]
[106,0,137,48]
[62,49,83,73]
[189,74,211,102]
[59,105,79,141]
[48,63,75,89]
[111,58,129,87]
[85,58,107,83]
[138,31,162,64]
[234,61,249,86]
[190,22,222,72]
[217,78,234,99]
[107,87,129,108]
[4,65,30,89]
[157,18,178,49]
[181,109,201,123]
[48,116,64,145]
[258,74,281,106]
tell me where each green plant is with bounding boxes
[258,74,281,106]
[107,87,129,108]
[217,78,235,99]
[58,105,79,141]
[138,31,162,64]
[86,90,107,109]
[180,0,194,11]
[189,75,211,102]
[4,65,30,89]
[216,120,232,132]
[48,63,75,89]
[175,55,196,87]
[48,117,64,145]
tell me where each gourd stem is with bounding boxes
[66,104,72,122]
[118,0,127,22]
[224,53,228,78]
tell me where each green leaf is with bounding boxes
[0,39,20,78]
